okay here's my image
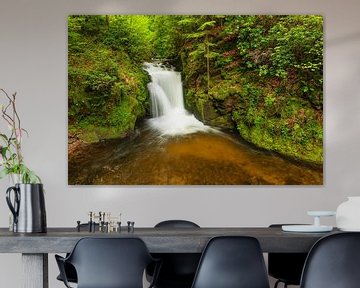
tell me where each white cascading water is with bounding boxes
[144,62,213,136]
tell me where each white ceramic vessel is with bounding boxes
[336,197,360,231]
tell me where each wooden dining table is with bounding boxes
[0,226,339,288]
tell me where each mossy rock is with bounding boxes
[207,115,233,129]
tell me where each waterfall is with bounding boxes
[144,62,213,136]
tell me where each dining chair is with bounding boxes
[191,236,270,288]
[300,232,360,288]
[55,237,161,288]
[147,220,201,288]
[56,223,99,284]
[268,224,308,288]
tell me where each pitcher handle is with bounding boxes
[6,186,20,224]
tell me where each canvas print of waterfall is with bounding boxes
[68,15,323,185]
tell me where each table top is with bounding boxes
[0,227,340,254]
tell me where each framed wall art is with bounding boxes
[68,15,323,185]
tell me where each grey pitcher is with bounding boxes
[6,183,47,233]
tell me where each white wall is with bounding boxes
[1,0,360,287]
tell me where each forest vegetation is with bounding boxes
[68,15,323,164]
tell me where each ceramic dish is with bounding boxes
[282,225,333,232]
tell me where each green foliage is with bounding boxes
[84,71,117,95]
[68,15,151,142]
[149,15,178,59]
[102,15,153,61]
[233,15,323,109]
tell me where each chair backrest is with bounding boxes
[66,237,154,288]
[155,219,200,228]
[268,224,308,285]
[191,236,270,288]
[300,232,360,288]
[151,220,201,286]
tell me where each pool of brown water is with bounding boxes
[68,128,322,185]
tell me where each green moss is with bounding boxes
[68,25,150,142]
[234,116,323,164]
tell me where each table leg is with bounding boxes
[22,253,48,288]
